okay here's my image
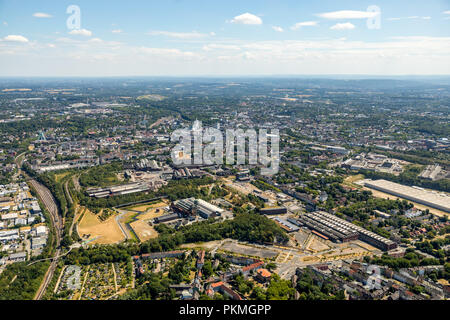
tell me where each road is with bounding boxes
[72,174,81,192]
[114,209,132,240]
[27,246,74,266]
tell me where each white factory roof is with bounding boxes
[364,179,450,213]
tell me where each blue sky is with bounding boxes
[0,0,449,76]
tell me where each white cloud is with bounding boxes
[33,12,53,18]
[138,47,197,59]
[3,21,8,26]
[291,21,318,30]
[330,22,355,30]
[148,31,212,39]
[230,13,262,25]
[203,44,241,51]
[2,34,450,76]
[89,38,103,43]
[112,29,123,34]
[54,37,121,48]
[272,26,284,32]
[2,35,29,43]
[241,51,257,60]
[443,11,450,15]
[69,29,93,37]
[317,10,378,19]
[388,16,431,21]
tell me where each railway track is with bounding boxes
[28,179,64,300]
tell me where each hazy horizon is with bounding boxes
[1,0,450,77]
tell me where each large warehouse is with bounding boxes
[364,179,450,213]
[297,211,397,251]
[172,198,224,219]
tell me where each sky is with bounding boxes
[0,0,450,76]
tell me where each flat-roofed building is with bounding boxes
[153,213,180,224]
[259,207,288,215]
[273,217,299,233]
[31,237,47,250]
[8,251,26,262]
[297,211,397,251]
[1,213,18,220]
[172,198,223,219]
[419,164,442,181]
[364,179,450,213]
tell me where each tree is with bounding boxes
[203,261,213,278]
[266,274,294,300]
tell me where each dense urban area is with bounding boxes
[0,77,449,301]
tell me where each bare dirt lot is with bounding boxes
[77,208,125,245]
[220,242,278,259]
[225,181,261,195]
[307,238,331,252]
[127,202,167,242]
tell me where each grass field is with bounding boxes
[77,208,125,245]
[55,172,70,182]
[343,174,364,188]
[122,199,167,213]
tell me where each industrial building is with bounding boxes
[8,251,26,262]
[419,164,442,181]
[272,217,300,233]
[153,213,180,224]
[259,207,288,215]
[171,198,224,219]
[297,211,359,243]
[87,182,153,198]
[236,169,250,181]
[297,211,397,251]
[31,237,47,250]
[325,145,349,155]
[364,179,450,213]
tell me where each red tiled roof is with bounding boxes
[242,261,264,272]
[211,281,224,288]
[257,268,272,278]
